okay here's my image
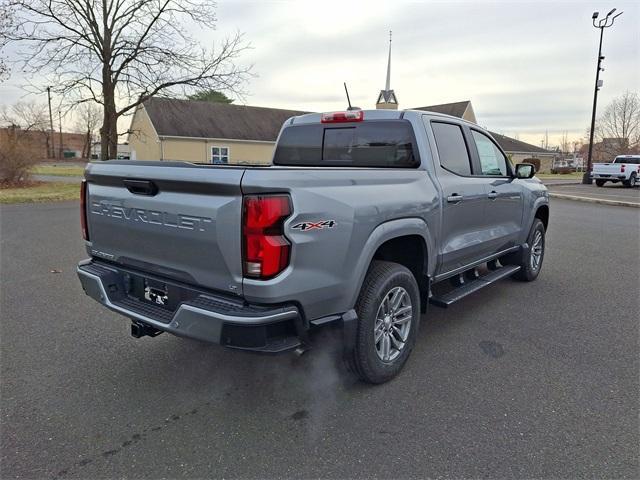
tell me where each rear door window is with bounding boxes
[431,122,472,176]
[273,120,420,167]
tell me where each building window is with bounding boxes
[211,146,229,164]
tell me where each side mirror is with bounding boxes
[515,163,535,179]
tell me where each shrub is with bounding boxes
[524,157,541,172]
[0,127,41,184]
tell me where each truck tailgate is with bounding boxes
[84,161,245,295]
[592,163,620,174]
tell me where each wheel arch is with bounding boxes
[534,203,549,230]
[349,218,434,312]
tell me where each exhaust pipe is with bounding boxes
[131,321,163,338]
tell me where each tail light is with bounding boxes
[620,164,625,173]
[80,180,89,241]
[242,195,292,279]
[321,110,364,123]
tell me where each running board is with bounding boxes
[429,265,521,307]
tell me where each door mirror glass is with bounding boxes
[515,163,535,179]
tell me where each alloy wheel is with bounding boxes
[530,230,544,271]
[374,286,412,362]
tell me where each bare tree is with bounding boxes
[559,131,570,155]
[73,103,101,158]
[595,91,640,156]
[1,101,49,131]
[8,0,251,160]
[540,130,549,150]
[0,2,13,82]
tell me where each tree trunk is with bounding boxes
[100,89,117,161]
[100,18,117,161]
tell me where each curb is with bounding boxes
[541,181,582,186]
[549,192,640,208]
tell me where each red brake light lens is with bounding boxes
[80,180,89,241]
[620,164,625,172]
[243,195,291,279]
[321,110,364,123]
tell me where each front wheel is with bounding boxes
[348,261,420,384]
[595,179,605,187]
[503,218,546,282]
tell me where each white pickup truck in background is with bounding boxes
[591,155,640,187]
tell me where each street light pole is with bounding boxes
[583,8,623,185]
[46,86,55,159]
[58,110,63,160]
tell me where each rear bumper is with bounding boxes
[591,174,625,180]
[77,259,303,352]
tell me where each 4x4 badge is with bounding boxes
[291,220,336,231]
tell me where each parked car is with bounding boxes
[77,109,549,383]
[591,155,640,187]
[550,160,575,174]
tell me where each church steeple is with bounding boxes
[376,30,398,110]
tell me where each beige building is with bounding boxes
[128,98,305,164]
[129,93,554,171]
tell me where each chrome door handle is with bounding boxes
[488,191,498,200]
[447,194,463,203]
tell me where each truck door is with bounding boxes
[467,129,524,254]
[428,120,496,274]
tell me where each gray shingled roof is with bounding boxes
[143,97,551,155]
[414,101,551,154]
[143,97,306,142]
[413,101,471,118]
[488,131,553,154]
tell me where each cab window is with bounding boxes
[431,122,472,176]
[471,130,508,176]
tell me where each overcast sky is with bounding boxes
[1,0,638,147]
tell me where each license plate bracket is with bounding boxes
[144,279,169,307]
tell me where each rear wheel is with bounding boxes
[595,179,605,187]
[348,261,420,384]
[626,173,637,188]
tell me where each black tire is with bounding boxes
[505,218,545,282]
[595,179,605,187]
[348,260,420,384]
[625,173,637,188]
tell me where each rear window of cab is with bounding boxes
[273,120,420,168]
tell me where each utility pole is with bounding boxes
[583,8,623,184]
[46,86,55,158]
[58,110,63,160]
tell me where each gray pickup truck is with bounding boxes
[77,108,549,383]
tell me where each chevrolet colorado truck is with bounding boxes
[77,109,549,383]
[591,155,640,187]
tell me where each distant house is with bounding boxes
[485,131,556,171]
[0,127,86,160]
[91,142,131,160]
[128,98,305,164]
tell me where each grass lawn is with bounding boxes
[0,182,80,204]
[31,165,85,177]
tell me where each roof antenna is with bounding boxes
[344,82,360,111]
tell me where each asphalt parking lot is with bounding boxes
[547,182,640,205]
[1,199,639,479]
